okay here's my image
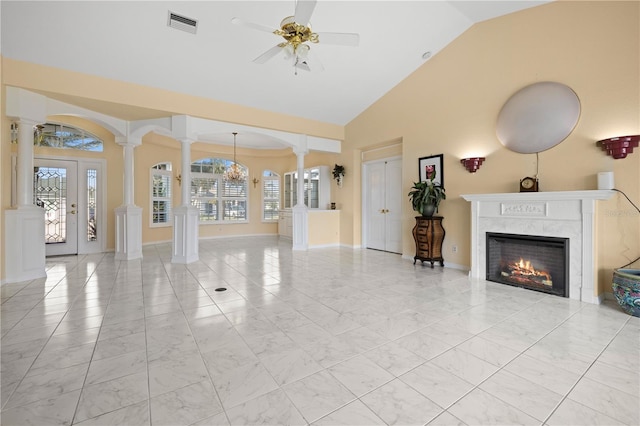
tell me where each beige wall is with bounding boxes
[137,133,297,243]
[308,210,340,246]
[344,1,639,293]
[1,58,343,141]
[1,58,343,280]
[0,110,340,264]
[0,65,5,278]
[2,2,638,295]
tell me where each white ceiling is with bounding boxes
[1,1,548,129]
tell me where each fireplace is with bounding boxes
[462,190,614,304]
[486,232,569,297]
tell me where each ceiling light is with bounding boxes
[224,132,246,184]
[422,51,432,60]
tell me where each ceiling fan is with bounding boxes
[232,0,359,72]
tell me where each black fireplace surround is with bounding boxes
[486,232,569,297]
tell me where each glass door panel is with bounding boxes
[34,159,78,256]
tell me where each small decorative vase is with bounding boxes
[337,175,343,188]
[612,268,640,317]
[421,203,436,217]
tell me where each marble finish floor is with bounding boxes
[1,236,638,425]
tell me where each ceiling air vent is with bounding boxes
[167,11,198,34]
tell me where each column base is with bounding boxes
[4,206,46,283]
[115,205,143,261]
[292,204,308,251]
[172,205,199,264]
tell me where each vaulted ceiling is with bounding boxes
[2,1,548,129]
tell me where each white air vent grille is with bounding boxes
[168,11,198,34]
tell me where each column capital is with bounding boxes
[115,136,142,147]
[6,87,47,124]
[292,134,309,156]
[177,137,196,145]
[14,118,41,127]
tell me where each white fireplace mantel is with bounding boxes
[461,190,615,304]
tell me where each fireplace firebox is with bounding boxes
[486,232,569,297]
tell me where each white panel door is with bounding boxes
[365,157,402,254]
[384,158,403,253]
[366,162,386,251]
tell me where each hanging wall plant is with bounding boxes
[333,164,345,187]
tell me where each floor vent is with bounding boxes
[167,11,198,34]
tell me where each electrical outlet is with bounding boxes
[452,245,458,253]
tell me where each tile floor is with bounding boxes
[1,236,638,426]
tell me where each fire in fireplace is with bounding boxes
[503,257,553,288]
[486,233,569,297]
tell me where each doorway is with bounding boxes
[34,157,105,256]
[363,157,402,253]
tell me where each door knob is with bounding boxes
[70,210,76,215]
[71,203,77,208]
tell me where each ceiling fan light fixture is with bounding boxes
[232,0,359,72]
[283,43,295,59]
[297,44,310,59]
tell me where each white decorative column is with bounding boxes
[114,137,143,260]
[292,142,309,251]
[5,118,47,282]
[172,138,199,263]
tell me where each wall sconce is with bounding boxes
[596,135,639,159]
[10,122,18,144]
[252,177,260,188]
[461,157,485,173]
[176,174,182,186]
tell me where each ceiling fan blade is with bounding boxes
[231,17,278,34]
[294,0,316,25]
[316,32,360,47]
[253,44,284,64]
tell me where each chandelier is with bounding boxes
[223,132,246,184]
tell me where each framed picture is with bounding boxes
[419,154,444,187]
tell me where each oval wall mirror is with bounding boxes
[496,81,581,154]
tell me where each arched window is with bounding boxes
[262,170,280,221]
[34,122,103,152]
[150,162,172,226]
[191,158,248,223]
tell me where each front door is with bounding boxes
[34,159,78,256]
[34,158,103,256]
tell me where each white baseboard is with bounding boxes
[199,233,277,241]
[309,243,342,249]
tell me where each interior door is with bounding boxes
[366,162,386,251]
[365,158,402,253]
[34,159,78,256]
[384,158,403,253]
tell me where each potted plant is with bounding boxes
[408,165,446,216]
[332,164,345,187]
